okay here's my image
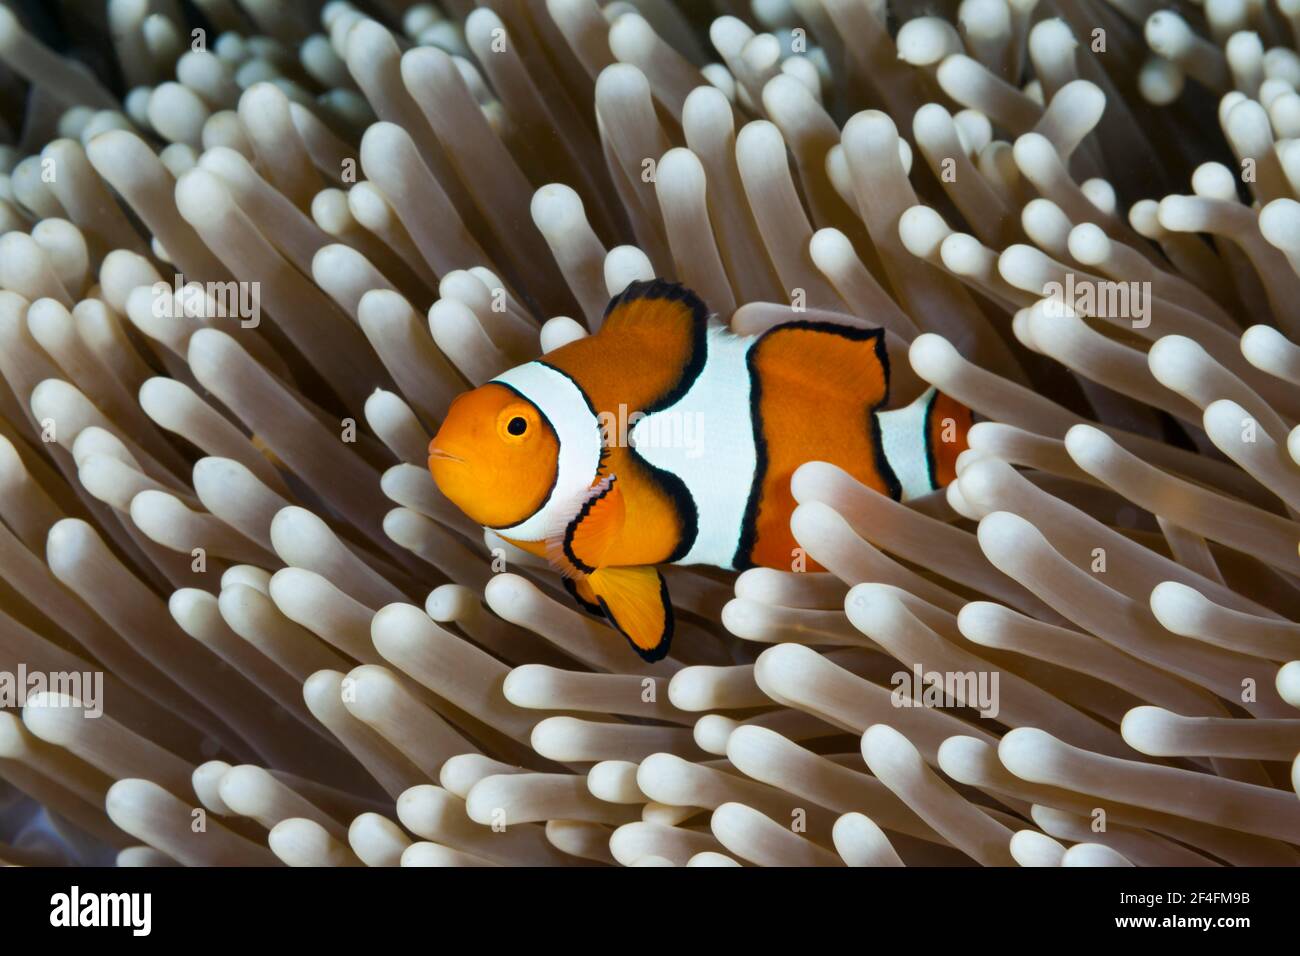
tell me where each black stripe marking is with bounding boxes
[922,388,940,492]
[733,340,766,571]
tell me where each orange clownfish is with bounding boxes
[428,280,971,661]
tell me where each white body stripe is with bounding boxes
[877,387,936,500]
[631,326,757,569]
[489,362,602,541]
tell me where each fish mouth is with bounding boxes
[427,447,464,464]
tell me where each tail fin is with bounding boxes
[875,388,972,499]
[925,390,973,487]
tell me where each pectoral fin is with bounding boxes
[587,565,673,661]
[556,474,625,573]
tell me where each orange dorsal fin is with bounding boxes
[751,321,890,409]
[586,565,673,661]
[600,279,710,339]
[553,474,626,574]
[544,279,706,410]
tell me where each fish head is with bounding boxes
[428,383,559,528]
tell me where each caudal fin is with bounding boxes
[925,390,972,487]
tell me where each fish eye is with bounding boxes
[497,402,538,443]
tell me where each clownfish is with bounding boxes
[428,280,971,661]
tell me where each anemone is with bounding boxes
[0,0,1298,868]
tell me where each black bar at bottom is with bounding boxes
[0,865,1284,941]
